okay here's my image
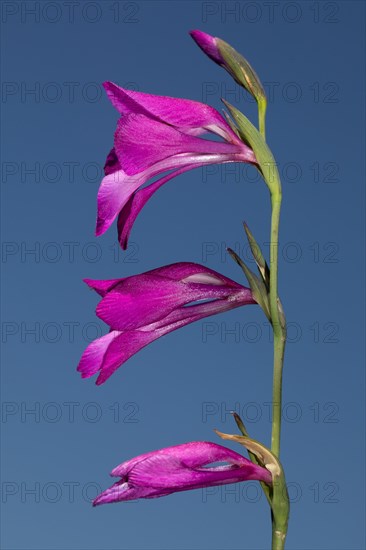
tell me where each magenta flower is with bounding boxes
[77,262,255,385]
[97,82,256,249]
[93,441,271,505]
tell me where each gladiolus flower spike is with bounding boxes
[77,262,256,385]
[93,441,272,505]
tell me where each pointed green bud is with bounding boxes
[190,30,266,103]
[190,30,266,136]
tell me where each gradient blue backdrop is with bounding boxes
[1,1,365,549]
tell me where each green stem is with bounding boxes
[272,524,287,550]
[270,469,289,550]
[271,333,286,457]
[269,192,285,456]
[269,188,289,549]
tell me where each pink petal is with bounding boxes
[128,442,270,489]
[77,330,121,378]
[95,169,141,236]
[96,294,254,384]
[95,274,192,330]
[127,261,239,284]
[147,289,255,332]
[94,266,246,331]
[103,81,239,142]
[95,329,160,385]
[94,442,271,504]
[104,148,121,175]
[81,309,218,385]
[111,441,248,478]
[93,480,171,505]
[83,278,121,297]
[115,114,244,176]
[97,153,246,238]
[116,166,191,250]
[116,158,240,249]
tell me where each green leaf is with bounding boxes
[228,247,271,322]
[243,222,270,288]
[231,413,273,504]
[217,429,290,534]
[232,412,250,437]
[222,111,240,138]
[216,430,281,477]
[217,430,289,533]
[222,100,280,195]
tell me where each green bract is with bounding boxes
[223,100,281,196]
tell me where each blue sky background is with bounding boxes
[1,1,365,549]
